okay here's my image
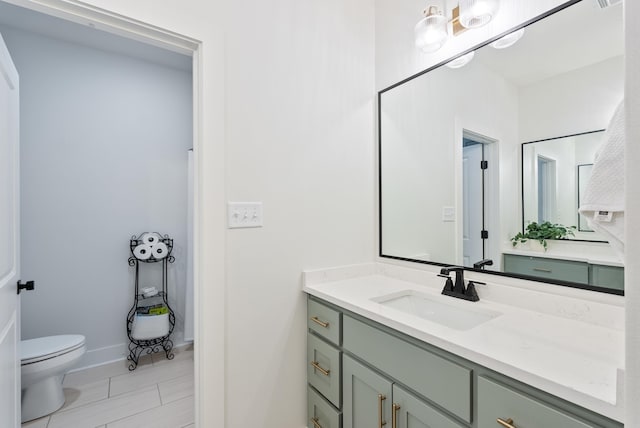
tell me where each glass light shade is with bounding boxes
[490,28,525,49]
[445,51,475,69]
[458,0,500,29]
[414,6,448,53]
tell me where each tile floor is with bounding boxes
[22,345,194,428]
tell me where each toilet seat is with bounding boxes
[21,335,86,365]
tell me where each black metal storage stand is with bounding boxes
[126,232,176,370]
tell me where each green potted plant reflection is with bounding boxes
[511,221,576,251]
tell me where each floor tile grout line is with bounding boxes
[90,387,165,428]
[157,383,163,406]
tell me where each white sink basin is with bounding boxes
[371,290,502,331]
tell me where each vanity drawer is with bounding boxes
[589,264,624,291]
[477,376,596,428]
[308,385,342,428]
[342,315,472,423]
[308,333,342,408]
[503,254,589,283]
[308,299,341,345]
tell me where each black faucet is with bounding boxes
[438,266,483,302]
[473,259,494,270]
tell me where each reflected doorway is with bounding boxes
[462,130,496,268]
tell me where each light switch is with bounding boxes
[442,206,455,222]
[227,202,263,228]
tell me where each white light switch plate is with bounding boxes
[227,202,263,228]
[442,206,455,222]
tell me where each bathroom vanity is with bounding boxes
[304,264,624,428]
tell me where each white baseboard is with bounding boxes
[69,334,192,373]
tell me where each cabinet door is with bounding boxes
[392,384,465,428]
[343,355,392,428]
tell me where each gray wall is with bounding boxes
[1,25,192,366]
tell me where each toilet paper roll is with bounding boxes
[133,244,152,260]
[151,242,168,260]
[141,232,163,246]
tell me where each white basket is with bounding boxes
[131,313,169,340]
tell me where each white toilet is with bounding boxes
[21,335,86,423]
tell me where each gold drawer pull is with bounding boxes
[497,417,516,428]
[311,316,330,328]
[310,361,330,376]
[392,403,400,428]
[533,267,552,273]
[378,394,387,427]
[310,417,322,428]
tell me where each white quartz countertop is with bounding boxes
[302,263,624,423]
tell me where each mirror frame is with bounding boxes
[377,0,623,296]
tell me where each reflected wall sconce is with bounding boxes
[490,28,525,49]
[415,0,500,53]
[445,51,475,68]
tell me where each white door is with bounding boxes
[0,33,21,428]
[462,143,484,267]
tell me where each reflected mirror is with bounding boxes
[522,130,606,241]
[379,0,624,293]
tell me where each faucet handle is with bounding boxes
[437,273,450,278]
[464,281,482,301]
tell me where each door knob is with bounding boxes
[17,280,35,295]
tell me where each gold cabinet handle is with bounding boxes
[497,417,516,428]
[310,417,322,428]
[310,316,330,328]
[533,267,552,273]
[378,394,387,427]
[392,403,400,428]
[310,361,330,376]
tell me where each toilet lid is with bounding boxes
[21,335,85,365]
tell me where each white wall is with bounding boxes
[224,1,375,426]
[519,56,624,142]
[381,60,518,264]
[2,25,192,365]
[3,1,376,427]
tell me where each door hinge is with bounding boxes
[480,230,489,239]
[17,280,35,295]
[480,160,488,170]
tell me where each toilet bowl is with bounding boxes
[21,335,86,423]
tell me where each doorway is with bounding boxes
[0,1,201,425]
[537,155,557,223]
[461,130,496,269]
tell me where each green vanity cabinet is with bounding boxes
[343,355,464,428]
[343,355,393,428]
[342,315,472,423]
[306,296,622,428]
[309,386,342,428]
[477,377,595,428]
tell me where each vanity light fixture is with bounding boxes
[458,0,500,29]
[414,6,449,53]
[445,51,475,68]
[415,1,500,53]
[490,28,525,49]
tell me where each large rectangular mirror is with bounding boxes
[379,0,624,294]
